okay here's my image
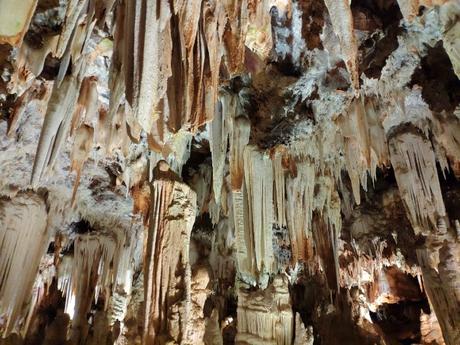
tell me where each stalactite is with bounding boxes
[31,75,82,185]
[433,116,460,177]
[323,0,359,89]
[165,130,193,177]
[54,0,90,59]
[229,115,252,284]
[243,145,275,278]
[68,236,106,345]
[209,95,231,208]
[70,76,99,137]
[8,37,59,96]
[31,8,97,185]
[244,0,273,60]
[0,0,37,46]
[443,20,460,78]
[131,182,151,224]
[209,217,236,283]
[108,104,130,156]
[0,192,50,336]
[339,97,371,204]
[313,211,339,292]
[272,148,287,227]
[130,0,171,134]
[191,164,212,216]
[325,185,342,292]
[222,1,248,76]
[61,229,125,345]
[389,130,446,233]
[143,161,197,344]
[366,98,390,171]
[230,116,251,191]
[112,0,238,135]
[286,161,315,262]
[70,124,94,205]
[6,81,51,137]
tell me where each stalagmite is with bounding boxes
[204,309,223,345]
[420,311,446,345]
[293,314,314,345]
[182,264,212,345]
[236,275,293,345]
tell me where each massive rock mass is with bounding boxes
[0,0,459,344]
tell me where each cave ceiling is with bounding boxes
[0,0,459,344]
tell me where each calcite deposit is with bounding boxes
[0,0,459,344]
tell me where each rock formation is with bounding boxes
[0,0,459,344]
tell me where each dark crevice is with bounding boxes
[411,42,460,113]
[352,0,403,79]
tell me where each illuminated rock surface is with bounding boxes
[0,0,459,344]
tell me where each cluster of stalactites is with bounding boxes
[4,0,459,228]
[0,192,50,337]
[109,0,275,142]
[338,88,460,237]
[0,190,136,340]
[59,229,126,320]
[207,80,460,297]
[208,91,343,288]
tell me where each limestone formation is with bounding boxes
[0,1,459,345]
